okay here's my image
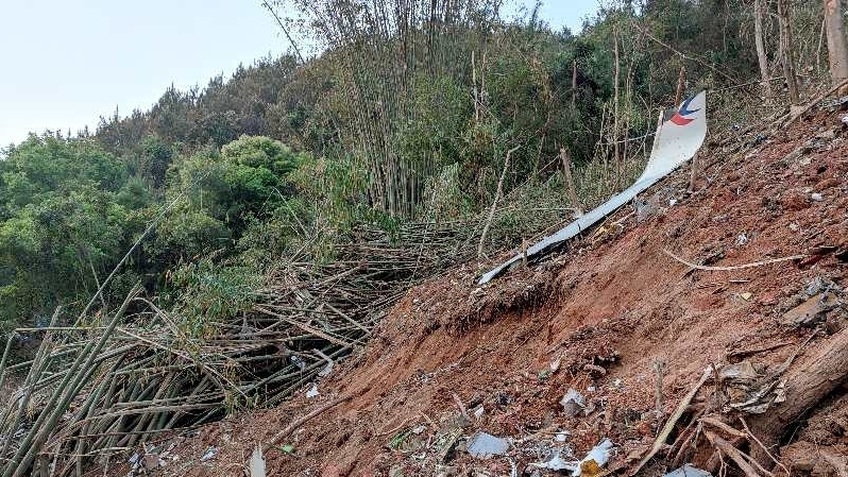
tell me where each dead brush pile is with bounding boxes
[0,221,482,477]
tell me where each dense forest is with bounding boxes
[0,0,834,335]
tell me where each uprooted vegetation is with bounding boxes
[2,0,848,476]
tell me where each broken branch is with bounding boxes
[663,249,805,272]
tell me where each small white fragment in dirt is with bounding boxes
[412,424,427,435]
[740,292,753,301]
[613,378,623,388]
[572,439,614,476]
[586,385,596,392]
[664,464,712,477]
[466,432,510,458]
[789,222,800,232]
[811,192,824,202]
[306,383,319,399]
[560,388,586,417]
[555,431,570,442]
[736,233,749,246]
[473,406,485,420]
[550,357,562,373]
[841,114,848,125]
[249,445,266,477]
[315,349,334,377]
[290,355,306,370]
[669,199,678,207]
[200,446,218,462]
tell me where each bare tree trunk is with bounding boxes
[477,145,521,259]
[778,0,800,103]
[824,0,848,95]
[749,327,848,466]
[613,30,621,187]
[754,0,772,98]
[560,148,583,216]
[674,65,686,107]
[572,60,578,109]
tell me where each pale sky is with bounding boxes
[0,1,600,148]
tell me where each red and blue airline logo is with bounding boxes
[670,96,701,126]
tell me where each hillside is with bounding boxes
[104,107,848,476]
[4,1,848,476]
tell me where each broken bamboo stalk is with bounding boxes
[663,249,805,272]
[478,145,521,258]
[266,394,352,449]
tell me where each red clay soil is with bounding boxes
[107,113,848,477]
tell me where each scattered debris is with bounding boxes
[466,432,510,459]
[306,383,320,399]
[631,367,712,476]
[811,192,824,202]
[560,388,587,417]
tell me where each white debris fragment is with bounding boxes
[290,355,306,370]
[315,349,335,377]
[811,192,824,202]
[529,454,574,471]
[306,383,319,399]
[550,357,562,373]
[200,446,218,462]
[249,445,266,477]
[572,439,614,476]
[466,432,510,458]
[560,388,586,417]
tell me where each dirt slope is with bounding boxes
[113,113,848,477]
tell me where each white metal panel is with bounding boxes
[478,92,707,285]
